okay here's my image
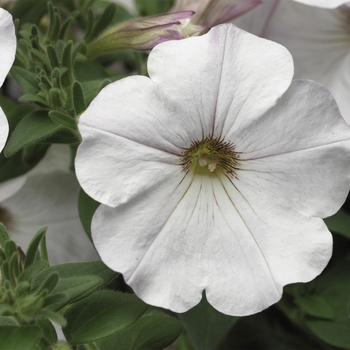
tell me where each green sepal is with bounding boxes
[49,110,77,130]
[49,88,63,108]
[19,94,47,106]
[14,281,31,298]
[59,11,79,40]
[33,272,59,296]
[10,66,39,94]
[72,81,87,116]
[24,227,48,268]
[4,111,62,157]
[0,326,42,350]
[63,291,150,344]
[61,41,74,86]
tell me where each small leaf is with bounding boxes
[10,66,39,94]
[72,81,86,116]
[5,111,62,157]
[0,326,42,350]
[49,110,77,130]
[63,291,149,344]
[39,309,67,327]
[0,223,10,249]
[24,227,47,268]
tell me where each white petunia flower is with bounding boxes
[75,24,350,316]
[0,145,98,265]
[293,0,349,8]
[0,8,16,153]
[236,0,350,124]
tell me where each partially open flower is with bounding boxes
[87,11,208,56]
[171,0,261,26]
[76,24,350,316]
[0,8,16,152]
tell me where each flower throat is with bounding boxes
[181,137,240,176]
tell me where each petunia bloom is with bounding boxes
[87,11,208,55]
[0,145,98,265]
[292,0,349,8]
[171,0,261,27]
[75,24,350,316]
[0,8,16,152]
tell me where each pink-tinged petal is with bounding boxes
[172,0,262,26]
[293,0,349,8]
[0,8,16,86]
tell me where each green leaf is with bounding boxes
[0,223,10,249]
[96,308,183,350]
[178,294,238,350]
[0,326,42,350]
[35,318,57,347]
[24,227,47,268]
[294,295,334,320]
[324,209,350,239]
[4,111,62,157]
[10,66,39,94]
[78,189,100,239]
[63,291,150,344]
[0,317,18,326]
[49,110,77,130]
[72,81,87,116]
[305,321,350,349]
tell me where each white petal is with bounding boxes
[293,0,349,8]
[264,1,350,123]
[0,107,9,152]
[0,8,16,86]
[0,175,26,202]
[232,80,350,218]
[3,171,98,265]
[148,24,293,139]
[208,172,332,315]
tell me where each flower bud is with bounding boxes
[87,11,209,56]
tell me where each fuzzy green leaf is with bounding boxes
[4,111,62,157]
[0,326,42,350]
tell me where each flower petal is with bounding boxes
[148,24,293,140]
[264,1,350,123]
[232,80,350,218]
[0,8,16,86]
[293,0,349,8]
[3,171,98,264]
[0,175,26,202]
[0,107,9,152]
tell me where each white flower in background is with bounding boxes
[109,0,137,14]
[171,0,261,26]
[235,0,350,124]
[0,8,16,153]
[0,145,98,265]
[293,0,349,8]
[75,24,350,316]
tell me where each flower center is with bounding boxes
[0,205,13,228]
[181,137,239,176]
